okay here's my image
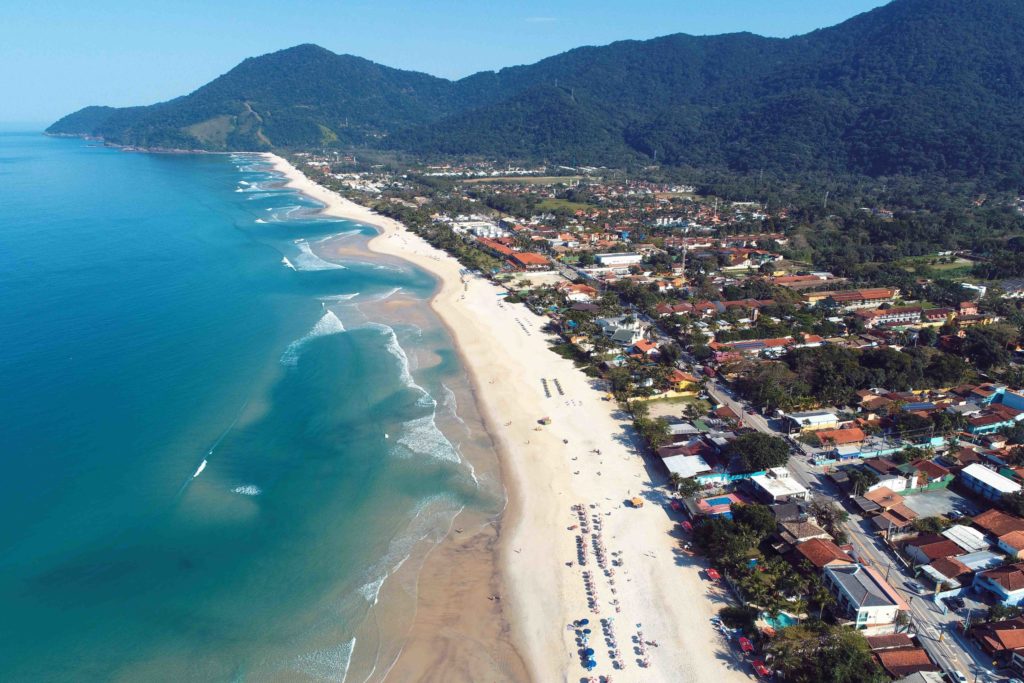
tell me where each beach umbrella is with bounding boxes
[584,648,595,656]
[580,618,589,625]
[583,628,591,634]
[585,660,597,670]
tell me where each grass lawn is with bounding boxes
[646,395,712,419]
[537,198,594,212]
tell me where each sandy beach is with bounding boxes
[265,153,753,683]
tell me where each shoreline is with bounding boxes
[265,153,754,683]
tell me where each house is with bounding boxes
[1000,530,1024,560]
[748,467,809,503]
[803,288,898,311]
[786,409,840,432]
[792,538,854,570]
[863,487,904,511]
[904,459,954,492]
[891,674,944,683]
[510,251,550,270]
[823,564,909,633]
[975,562,1024,605]
[959,463,1022,501]
[874,648,939,678]
[632,339,659,356]
[941,525,989,554]
[972,509,1024,538]
[662,454,712,480]
[563,283,598,302]
[855,306,923,329]
[923,557,972,587]
[595,316,646,346]
[778,520,832,545]
[815,427,867,448]
[871,503,919,535]
[970,617,1024,664]
[904,534,964,566]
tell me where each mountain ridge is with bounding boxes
[47,0,1024,182]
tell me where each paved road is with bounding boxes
[703,379,1000,682]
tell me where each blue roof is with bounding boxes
[902,402,936,411]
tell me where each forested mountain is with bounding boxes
[48,0,1024,182]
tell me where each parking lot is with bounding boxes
[903,486,982,520]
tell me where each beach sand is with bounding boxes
[265,154,753,683]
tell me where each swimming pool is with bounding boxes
[705,496,734,506]
[761,612,798,629]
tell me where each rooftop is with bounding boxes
[825,563,908,609]
[961,463,1021,495]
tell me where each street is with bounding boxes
[704,379,1001,682]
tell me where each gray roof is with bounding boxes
[955,550,1005,571]
[825,564,901,608]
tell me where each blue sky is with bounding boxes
[1,0,889,125]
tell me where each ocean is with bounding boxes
[0,132,498,681]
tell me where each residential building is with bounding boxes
[975,562,1024,606]
[824,564,909,633]
[959,463,1022,501]
[748,467,809,503]
[786,409,840,432]
[855,306,923,329]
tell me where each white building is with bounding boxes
[824,564,908,634]
[960,463,1021,501]
[749,467,809,503]
[594,253,643,267]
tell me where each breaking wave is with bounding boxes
[294,239,346,271]
[288,638,355,683]
[280,311,347,366]
[232,485,261,496]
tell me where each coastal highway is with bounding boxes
[704,379,999,682]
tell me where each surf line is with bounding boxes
[175,395,252,497]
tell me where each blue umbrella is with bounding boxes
[584,648,595,656]
[585,660,597,670]
[580,618,590,625]
[582,628,592,634]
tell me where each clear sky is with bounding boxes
[1,0,890,125]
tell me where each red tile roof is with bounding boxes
[974,509,1024,537]
[794,538,853,568]
[875,648,937,677]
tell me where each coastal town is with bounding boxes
[287,152,1024,683]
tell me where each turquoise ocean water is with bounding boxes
[0,132,492,681]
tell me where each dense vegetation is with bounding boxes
[732,345,976,412]
[48,0,1024,185]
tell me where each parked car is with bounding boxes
[945,597,965,610]
[706,568,721,581]
[904,580,924,594]
[752,660,771,678]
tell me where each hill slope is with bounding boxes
[48,0,1024,180]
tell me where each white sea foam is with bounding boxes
[374,286,403,302]
[280,310,347,366]
[289,638,355,682]
[232,485,261,496]
[254,218,267,224]
[395,414,461,464]
[192,459,207,478]
[358,575,386,605]
[319,293,359,302]
[281,256,296,270]
[293,239,347,271]
[316,229,362,244]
